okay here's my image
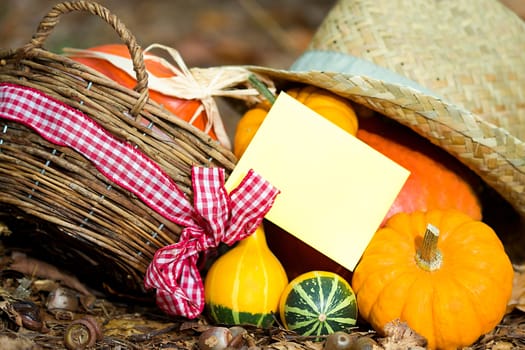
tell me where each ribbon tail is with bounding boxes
[144,241,205,318]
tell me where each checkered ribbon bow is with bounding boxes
[144,167,279,317]
[0,83,280,318]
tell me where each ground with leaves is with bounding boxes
[0,246,524,349]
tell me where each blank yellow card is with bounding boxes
[225,92,410,271]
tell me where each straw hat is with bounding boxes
[249,0,525,218]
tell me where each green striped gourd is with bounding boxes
[204,225,288,328]
[279,270,358,336]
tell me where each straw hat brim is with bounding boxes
[302,0,525,141]
[244,0,525,218]
[246,66,525,218]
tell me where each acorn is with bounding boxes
[198,327,233,350]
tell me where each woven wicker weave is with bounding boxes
[0,1,236,295]
[251,0,525,219]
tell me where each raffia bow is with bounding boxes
[63,43,274,149]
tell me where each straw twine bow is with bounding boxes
[0,83,279,318]
[64,43,268,150]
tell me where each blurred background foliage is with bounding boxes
[0,0,337,69]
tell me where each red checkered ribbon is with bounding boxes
[0,83,280,318]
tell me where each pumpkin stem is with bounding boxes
[415,223,442,271]
[248,74,276,105]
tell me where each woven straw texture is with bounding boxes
[310,0,525,140]
[0,1,236,295]
[250,0,525,218]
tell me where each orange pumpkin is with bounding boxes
[357,116,482,223]
[352,209,514,350]
[233,85,358,158]
[260,94,480,282]
[233,103,269,159]
[69,44,217,140]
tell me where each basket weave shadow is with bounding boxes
[0,1,235,295]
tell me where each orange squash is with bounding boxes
[357,116,482,223]
[233,103,268,159]
[233,85,358,158]
[69,44,217,140]
[352,209,513,350]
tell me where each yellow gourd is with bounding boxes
[204,224,288,328]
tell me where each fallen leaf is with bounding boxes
[507,264,525,313]
[104,315,176,338]
[9,251,91,296]
[379,320,427,350]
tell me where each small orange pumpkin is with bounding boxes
[233,103,269,159]
[233,85,358,158]
[69,44,217,140]
[352,209,514,350]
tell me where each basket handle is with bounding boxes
[22,0,149,116]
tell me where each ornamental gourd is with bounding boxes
[279,271,358,336]
[233,85,359,158]
[204,225,288,328]
[352,209,514,350]
[69,44,217,140]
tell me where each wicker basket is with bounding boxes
[0,1,238,296]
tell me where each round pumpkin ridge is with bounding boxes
[286,86,359,136]
[351,209,514,350]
